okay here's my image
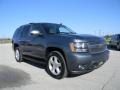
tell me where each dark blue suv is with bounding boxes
[12,23,109,79]
[109,34,120,50]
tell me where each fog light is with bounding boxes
[78,65,85,70]
[99,61,104,66]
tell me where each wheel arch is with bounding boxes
[46,47,66,59]
[13,43,19,51]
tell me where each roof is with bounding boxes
[29,22,61,26]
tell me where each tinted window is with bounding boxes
[28,24,43,36]
[30,24,43,32]
[21,25,30,38]
[42,24,75,34]
[42,24,57,34]
[13,27,22,38]
[59,26,75,34]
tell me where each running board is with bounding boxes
[23,55,46,65]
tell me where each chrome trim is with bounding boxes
[88,43,107,54]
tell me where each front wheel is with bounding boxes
[15,47,23,62]
[46,51,68,79]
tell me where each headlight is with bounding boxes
[70,39,88,52]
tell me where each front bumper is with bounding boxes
[65,50,109,74]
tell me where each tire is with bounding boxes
[15,47,23,62]
[117,43,120,50]
[46,51,68,79]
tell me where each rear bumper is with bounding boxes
[65,50,109,74]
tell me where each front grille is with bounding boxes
[88,43,107,54]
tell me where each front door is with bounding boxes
[28,24,46,58]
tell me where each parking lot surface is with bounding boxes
[0,44,120,90]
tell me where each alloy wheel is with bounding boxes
[48,56,62,75]
[15,49,20,61]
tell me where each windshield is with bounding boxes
[58,26,76,34]
[43,24,76,34]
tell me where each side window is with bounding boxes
[31,25,42,31]
[59,27,70,33]
[21,25,30,38]
[29,24,43,36]
[13,27,22,39]
[42,24,57,34]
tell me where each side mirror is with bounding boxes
[30,30,43,36]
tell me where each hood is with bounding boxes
[60,34,105,44]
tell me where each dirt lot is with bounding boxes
[0,44,120,90]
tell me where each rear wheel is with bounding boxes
[15,47,23,62]
[46,51,68,79]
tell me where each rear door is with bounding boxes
[20,25,31,55]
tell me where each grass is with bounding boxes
[0,38,11,44]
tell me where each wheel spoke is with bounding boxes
[55,67,61,74]
[51,66,56,74]
[50,57,54,64]
[49,63,53,70]
[15,50,20,61]
[54,57,61,67]
[48,56,62,75]
[56,63,61,67]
